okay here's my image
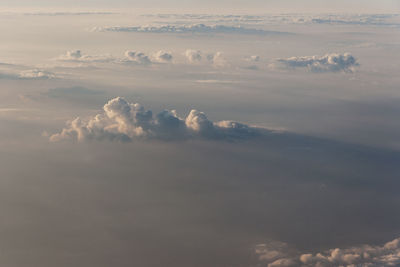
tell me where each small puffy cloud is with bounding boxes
[185,50,228,67]
[246,55,260,62]
[50,97,261,142]
[207,52,228,68]
[255,237,400,267]
[19,69,56,79]
[185,49,202,63]
[152,50,173,63]
[274,53,359,73]
[122,51,152,65]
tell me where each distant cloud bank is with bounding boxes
[274,53,358,73]
[50,97,261,142]
[255,237,400,267]
[92,24,289,35]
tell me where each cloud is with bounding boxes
[274,53,359,73]
[207,52,228,68]
[140,14,400,27]
[152,50,173,63]
[255,237,400,267]
[185,50,228,67]
[185,49,202,63]
[50,97,261,142]
[246,55,260,62]
[92,24,289,35]
[121,51,152,65]
[309,14,400,26]
[57,50,113,62]
[18,69,56,79]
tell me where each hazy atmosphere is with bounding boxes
[0,1,399,266]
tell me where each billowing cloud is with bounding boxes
[255,237,400,267]
[152,50,173,63]
[50,97,261,142]
[274,53,358,73]
[92,24,287,35]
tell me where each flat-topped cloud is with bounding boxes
[50,97,261,142]
[274,53,359,73]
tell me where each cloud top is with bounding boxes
[50,97,261,142]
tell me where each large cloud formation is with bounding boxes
[275,53,358,73]
[255,237,400,267]
[50,97,260,142]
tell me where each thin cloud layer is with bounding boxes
[92,24,288,35]
[255,237,400,267]
[141,14,400,27]
[50,97,261,142]
[274,53,358,73]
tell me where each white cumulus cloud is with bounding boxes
[50,97,261,142]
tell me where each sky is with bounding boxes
[0,1,400,267]
[1,0,400,12]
